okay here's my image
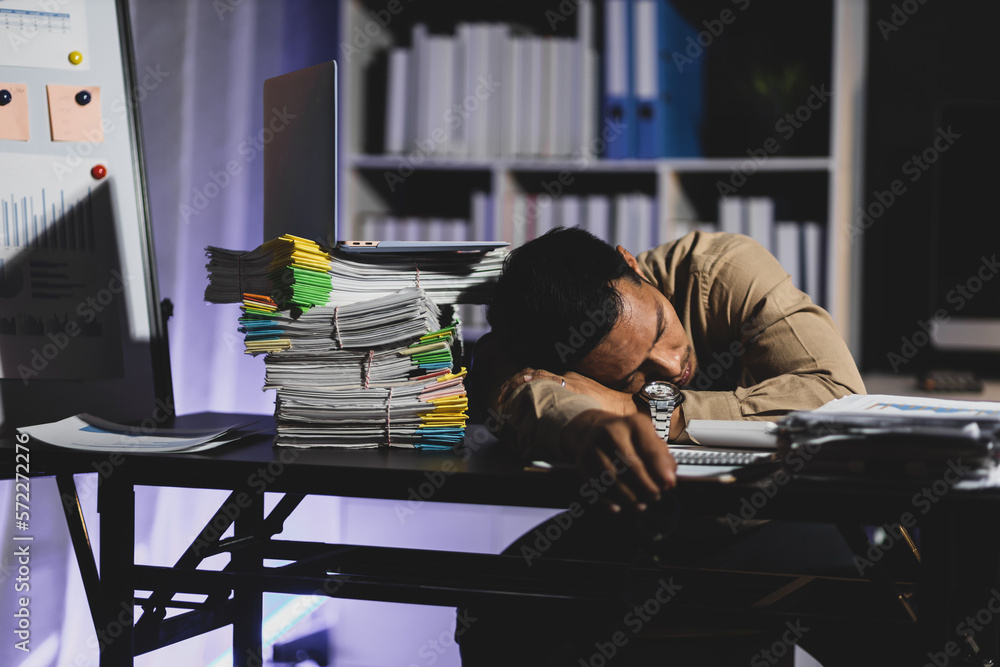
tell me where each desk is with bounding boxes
[9,412,1000,666]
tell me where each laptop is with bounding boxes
[262,61,506,254]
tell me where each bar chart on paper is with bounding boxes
[2,183,97,252]
[1,152,104,255]
[0,153,124,380]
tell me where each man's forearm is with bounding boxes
[500,379,603,459]
[472,333,639,457]
[678,370,863,433]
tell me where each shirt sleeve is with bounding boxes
[639,233,865,438]
[497,379,602,460]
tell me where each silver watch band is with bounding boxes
[648,398,674,442]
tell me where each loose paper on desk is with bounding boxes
[812,393,1000,490]
[18,414,254,453]
[814,393,1000,419]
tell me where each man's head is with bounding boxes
[487,227,696,390]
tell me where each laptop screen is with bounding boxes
[263,60,338,244]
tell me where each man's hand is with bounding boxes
[559,409,677,513]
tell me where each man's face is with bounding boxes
[572,249,696,394]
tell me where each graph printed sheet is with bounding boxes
[0,153,124,380]
[0,0,90,70]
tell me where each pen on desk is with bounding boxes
[899,525,922,564]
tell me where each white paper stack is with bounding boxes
[275,371,468,448]
[237,287,468,449]
[241,287,442,355]
[324,248,506,307]
[205,237,505,310]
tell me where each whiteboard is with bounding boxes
[0,0,170,434]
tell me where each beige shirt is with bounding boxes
[498,231,866,459]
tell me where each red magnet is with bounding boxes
[91,164,107,180]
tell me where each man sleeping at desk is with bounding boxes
[459,228,886,666]
[471,226,865,511]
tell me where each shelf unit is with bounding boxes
[337,0,867,355]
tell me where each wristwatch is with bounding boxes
[637,381,685,442]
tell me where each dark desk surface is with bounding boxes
[8,412,1000,665]
[10,412,999,524]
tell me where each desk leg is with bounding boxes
[98,470,135,666]
[232,489,264,667]
[56,474,103,635]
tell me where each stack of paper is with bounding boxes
[204,235,498,449]
[204,234,333,312]
[238,287,443,355]
[325,247,506,306]
[234,286,468,449]
[777,394,1000,485]
[275,370,469,448]
[205,237,505,310]
[263,327,459,389]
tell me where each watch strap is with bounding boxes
[648,398,674,442]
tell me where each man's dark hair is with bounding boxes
[486,226,642,373]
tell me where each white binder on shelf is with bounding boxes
[524,37,544,158]
[574,0,597,158]
[601,0,634,158]
[384,48,410,154]
[466,24,490,158]
[718,197,746,235]
[775,221,803,291]
[536,194,555,237]
[554,39,576,158]
[562,194,583,229]
[585,194,612,243]
[428,35,455,157]
[801,221,825,306]
[501,34,522,158]
[746,197,775,253]
[452,23,472,158]
[484,24,506,158]
[632,0,662,159]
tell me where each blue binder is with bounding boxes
[601,0,635,159]
[659,0,703,157]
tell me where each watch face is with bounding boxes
[642,381,678,400]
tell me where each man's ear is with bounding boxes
[616,245,641,273]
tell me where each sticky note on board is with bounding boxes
[0,83,30,141]
[47,84,103,142]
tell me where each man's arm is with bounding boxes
[636,232,865,438]
[468,332,603,457]
[469,334,677,510]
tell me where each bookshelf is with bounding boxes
[337,0,868,355]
